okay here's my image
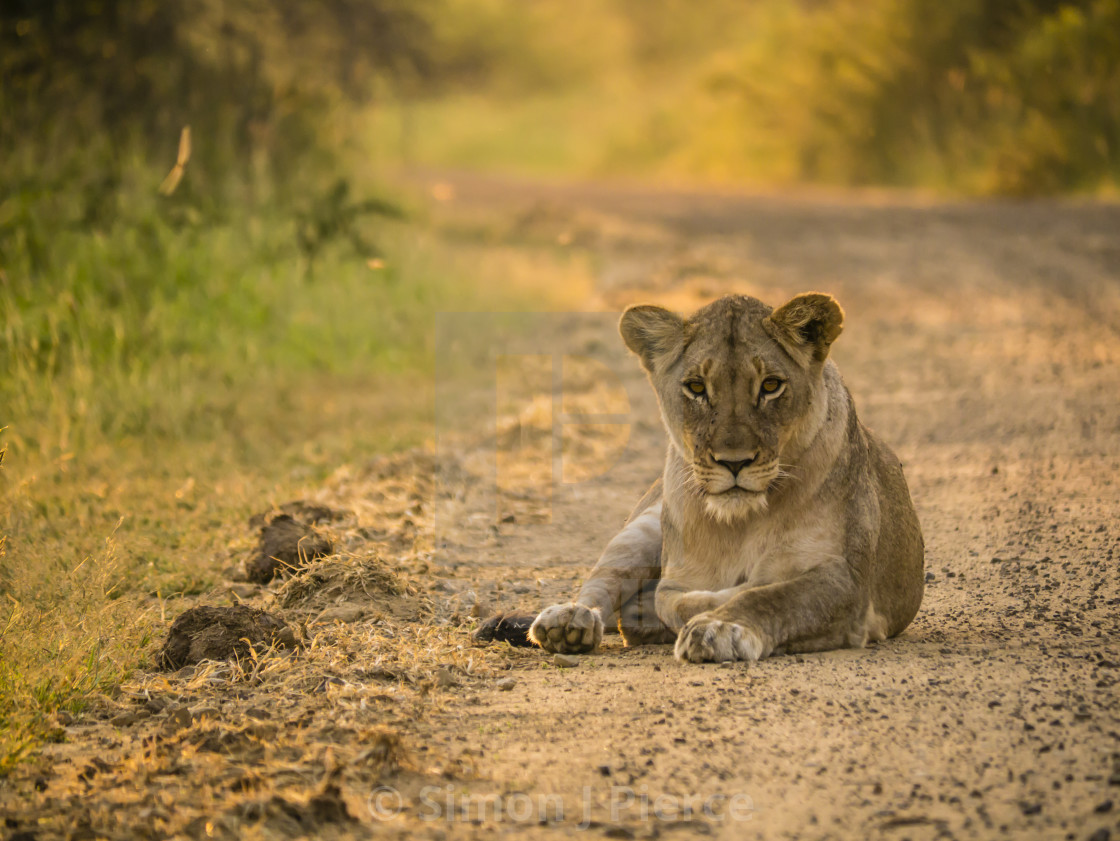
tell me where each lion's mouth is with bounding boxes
[714,486,764,497]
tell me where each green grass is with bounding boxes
[0,166,582,772]
[367,89,650,177]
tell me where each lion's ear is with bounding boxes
[619,305,685,370]
[765,293,844,365]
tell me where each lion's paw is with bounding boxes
[528,603,604,654]
[673,614,768,663]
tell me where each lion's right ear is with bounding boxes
[619,305,685,370]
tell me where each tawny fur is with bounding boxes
[529,293,925,662]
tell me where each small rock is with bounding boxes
[925,572,935,582]
[598,764,611,776]
[1020,802,1042,816]
[554,654,580,668]
[604,827,635,839]
[245,707,273,720]
[110,712,138,728]
[192,706,221,721]
[1094,800,1113,814]
[33,776,48,792]
[496,678,516,691]
[227,582,259,600]
[1089,830,1110,841]
[719,661,733,669]
[1109,772,1120,786]
[315,605,366,624]
[54,710,74,726]
[315,676,346,693]
[163,705,194,733]
[145,696,170,715]
[222,564,248,583]
[436,667,458,688]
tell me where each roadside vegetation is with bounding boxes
[0,0,574,771]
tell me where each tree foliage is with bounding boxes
[0,0,437,199]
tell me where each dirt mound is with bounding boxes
[276,551,415,622]
[246,513,335,584]
[159,605,297,669]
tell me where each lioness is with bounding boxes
[528,292,924,663]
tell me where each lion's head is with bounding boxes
[620,293,844,523]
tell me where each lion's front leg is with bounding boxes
[655,579,742,633]
[528,603,605,653]
[673,616,770,662]
[673,563,858,663]
[530,497,663,654]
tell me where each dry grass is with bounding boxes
[1,437,538,837]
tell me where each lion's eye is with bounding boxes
[685,381,706,396]
[760,377,784,395]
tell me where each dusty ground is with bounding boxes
[3,175,1119,840]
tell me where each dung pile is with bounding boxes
[160,605,297,669]
[245,502,347,584]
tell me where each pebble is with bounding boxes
[496,678,516,691]
[1094,800,1113,814]
[163,706,194,733]
[227,583,259,600]
[436,667,458,688]
[109,711,150,728]
[554,654,580,668]
[604,827,635,839]
[1089,829,1110,841]
[316,605,366,624]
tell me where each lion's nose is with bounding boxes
[715,454,757,476]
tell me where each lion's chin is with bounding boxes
[703,488,769,523]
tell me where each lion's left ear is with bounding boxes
[619,305,685,372]
[764,293,844,365]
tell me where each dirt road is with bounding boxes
[418,174,1120,841]
[4,175,1118,840]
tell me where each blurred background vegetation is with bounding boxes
[375,0,1120,193]
[0,0,1117,769]
[3,0,1118,448]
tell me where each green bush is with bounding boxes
[614,0,1120,194]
